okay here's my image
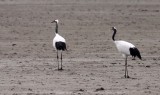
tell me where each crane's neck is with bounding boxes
[55,23,58,33]
[112,29,117,41]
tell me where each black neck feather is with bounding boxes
[112,29,117,41]
[55,23,58,33]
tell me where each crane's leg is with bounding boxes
[125,57,129,78]
[57,50,59,70]
[60,51,63,70]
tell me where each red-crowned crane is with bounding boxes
[111,27,141,78]
[51,19,67,70]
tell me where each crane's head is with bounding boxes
[51,19,59,23]
[111,27,116,31]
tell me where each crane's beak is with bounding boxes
[111,27,116,31]
[51,21,56,23]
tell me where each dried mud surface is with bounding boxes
[0,0,160,95]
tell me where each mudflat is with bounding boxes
[0,0,160,94]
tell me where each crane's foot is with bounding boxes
[58,68,63,71]
[124,75,130,78]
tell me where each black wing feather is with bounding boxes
[55,41,67,51]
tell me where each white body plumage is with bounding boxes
[53,33,66,50]
[114,40,135,57]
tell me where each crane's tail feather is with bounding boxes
[129,47,142,60]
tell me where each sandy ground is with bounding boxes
[0,0,160,94]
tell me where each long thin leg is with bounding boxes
[125,57,129,78]
[60,51,63,70]
[57,50,59,70]
[125,57,127,78]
